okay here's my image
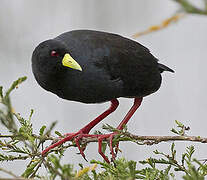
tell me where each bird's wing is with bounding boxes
[93,42,155,83]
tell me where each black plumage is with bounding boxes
[32,30,173,103]
[32,30,174,162]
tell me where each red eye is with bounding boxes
[50,50,59,57]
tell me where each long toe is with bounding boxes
[42,133,77,156]
[98,135,110,163]
[74,135,87,161]
[109,134,117,161]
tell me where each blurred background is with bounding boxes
[0,0,207,177]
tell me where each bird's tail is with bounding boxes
[158,63,174,73]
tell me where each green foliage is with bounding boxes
[138,144,207,179]
[173,0,207,15]
[90,158,143,180]
[0,78,207,179]
[171,120,190,136]
[0,76,27,133]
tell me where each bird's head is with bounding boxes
[32,39,82,73]
[32,39,82,92]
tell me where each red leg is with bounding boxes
[42,99,119,156]
[114,98,143,155]
[117,98,143,130]
[80,99,119,134]
[98,98,143,162]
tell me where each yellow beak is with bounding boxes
[62,53,82,71]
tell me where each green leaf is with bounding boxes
[171,143,176,159]
[101,142,107,154]
[79,163,84,169]
[182,153,186,166]
[5,76,27,98]
[39,125,46,136]
[0,86,3,99]
[171,128,179,135]
[171,143,175,153]
[55,131,63,137]
[186,146,195,161]
[153,150,160,154]
[48,154,61,169]
[128,160,137,177]
[175,120,184,128]
[22,161,39,178]
[28,109,34,123]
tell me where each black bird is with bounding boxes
[32,30,174,163]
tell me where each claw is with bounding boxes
[97,133,120,163]
[41,99,121,160]
[109,135,116,160]
[98,135,110,163]
[41,131,120,163]
[74,135,87,161]
[115,143,119,154]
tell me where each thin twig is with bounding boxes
[1,132,207,147]
[30,159,44,178]
[122,132,207,144]
[132,13,185,38]
[0,167,19,178]
[0,134,56,141]
[43,159,64,179]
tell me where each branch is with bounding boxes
[133,0,207,38]
[74,132,207,147]
[121,132,207,145]
[132,13,185,38]
[1,131,207,149]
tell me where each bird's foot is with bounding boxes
[70,132,99,161]
[63,132,120,163]
[41,130,98,161]
[62,132,120,163]
[41,131,120,163]
[97,132,119,163]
